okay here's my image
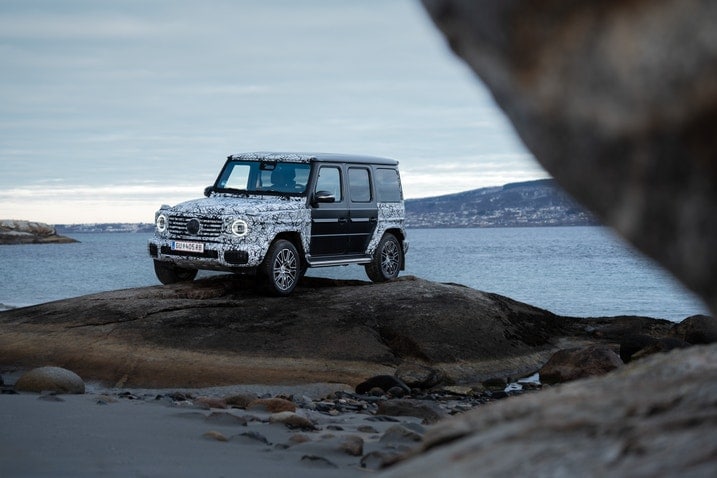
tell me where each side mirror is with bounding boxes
[204,186,214,197]
[313,190,336,204]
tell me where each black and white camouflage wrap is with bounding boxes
[150,195,310,270]
[366,202,406,255]
[149,152,408,275]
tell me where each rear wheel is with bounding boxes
[365,233,402,282]
[153,260,198,285]
[260,239,300,296]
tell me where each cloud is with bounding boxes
[0,0,545,223]
[0,182,205,224]
[0,9,176,41]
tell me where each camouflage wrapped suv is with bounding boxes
[148,152,408,295]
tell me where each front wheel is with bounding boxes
[260,239,300,296]
[153,260,198,285]
[365,233,402,282]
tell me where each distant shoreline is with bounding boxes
[53,223,603,234]
[52,179,599,231]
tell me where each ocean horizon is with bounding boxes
[0,226,708,321]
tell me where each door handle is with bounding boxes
[338,217,348,225]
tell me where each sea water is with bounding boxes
[0,227,708,321]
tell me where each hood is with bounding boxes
[166,195,305,217]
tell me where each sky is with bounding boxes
[0,0,548,224]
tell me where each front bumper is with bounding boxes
[148,237,255,270]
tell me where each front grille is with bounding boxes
[160,245,219,259]
[168,214,223,242]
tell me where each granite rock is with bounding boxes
[0,276,675,388]
[539,346,623,384]
[0,219,77,244]
[15,366,85,394]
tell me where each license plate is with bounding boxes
[171,241,204,253]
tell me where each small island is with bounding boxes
[0,219,78,245]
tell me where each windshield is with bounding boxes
[214,161,311,195]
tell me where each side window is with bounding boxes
[376,168,402,202]
[348,168,371,202]
[315,166,342,201]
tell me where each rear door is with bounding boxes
[347,166,378,254]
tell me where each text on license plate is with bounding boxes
[171,241,204,253]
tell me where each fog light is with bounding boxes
[225,250,249,264]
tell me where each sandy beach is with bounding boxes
[0,373,438,477]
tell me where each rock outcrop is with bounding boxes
[538,345,623,384]
[381,1,717,475]
[383,343,717,477]
[421,0,717,316]
[0,219,77,244]
[0,275,677,388]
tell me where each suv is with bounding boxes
[148,152,408,295]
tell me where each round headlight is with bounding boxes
[156,214,168,232]
[231,219,248,236]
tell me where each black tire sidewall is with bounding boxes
[366,233,401,282]
[261,239,300,296]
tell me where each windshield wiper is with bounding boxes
[215,188,250,197]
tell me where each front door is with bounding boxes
[310,164,349,256]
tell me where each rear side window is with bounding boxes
[348,167,371,202]
[375,168,402,202]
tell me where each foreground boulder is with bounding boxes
[0,275,675,387]
[15,366,85,394]
[420,0,717,316]
[671,314,717,345]
[383,344,717,477]
[539,345,623,384]
[0,219,77,245]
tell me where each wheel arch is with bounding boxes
[272,231,305,264]
[382,227,406,270]
[384,227,405,244]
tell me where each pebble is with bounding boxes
[288,433,312,445]
[339,435,364,456]
[300,455,338,468]
[223,392,258,408]
[194,396,227,409]
[202,430,229,442]
[380,424,423,444]
[360,450,404,470]
[269,411,316,430]
[232,431,270,445]
[247,397,296,413]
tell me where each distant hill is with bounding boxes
[54,179,598,232]
[405,179,599,228]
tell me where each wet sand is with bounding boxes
[0,380,428,477]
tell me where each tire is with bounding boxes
[365,233,402,282]
[260,239,300,296]
[153,260,198,285]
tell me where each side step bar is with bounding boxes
[305,255,372,268]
